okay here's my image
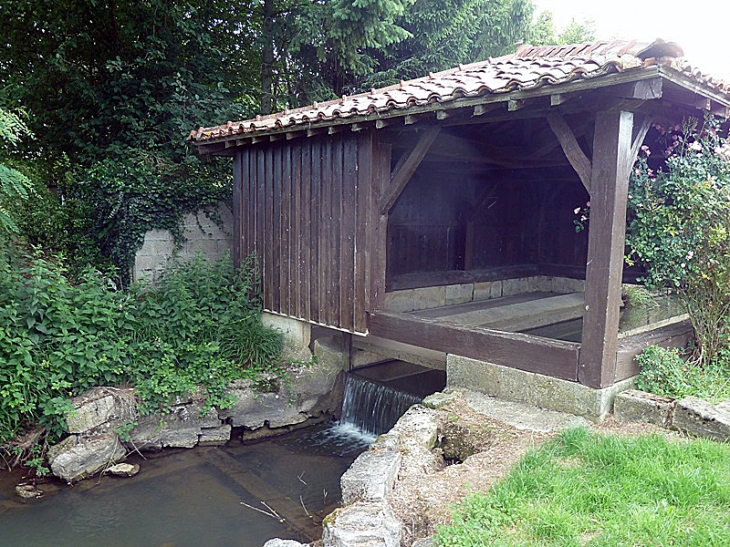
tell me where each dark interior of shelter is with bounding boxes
[384,116,592,289]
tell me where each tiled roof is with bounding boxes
[190,39,729,145]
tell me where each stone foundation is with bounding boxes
[446,354,633,421]
[385,276,585,313]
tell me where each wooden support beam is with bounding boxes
[508,99,525,111]
[436,110,451,120]
[306,127,327,137]
[350,123,366,132]
[328,125,347,135]
[611,78,663,100]
[547,113,593,192]
[376,118,398,129]
[629,116,653,173]
[405,113,431,125]
[286,130,306,140]
[368,311,580,380]
[379,126,440,215]
[579,110,635,388]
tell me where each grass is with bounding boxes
[437,427,730,546]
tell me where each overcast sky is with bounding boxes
[532,0,730,79]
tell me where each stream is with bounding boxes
[0,367,437,547]
[0,422,373,547]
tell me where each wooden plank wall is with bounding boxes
[233,131,387,334]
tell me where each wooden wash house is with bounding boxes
[191,40,730,417]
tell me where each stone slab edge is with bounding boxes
[446,354,633,421]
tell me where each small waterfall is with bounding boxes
[340,373,422,437]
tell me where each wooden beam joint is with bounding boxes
[379,126,440,215]
[547,113,593,192]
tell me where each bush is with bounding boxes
[0,244,283,449]
[627,117,730,364]
[634,345,730,402]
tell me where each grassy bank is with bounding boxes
[437,427,730,546]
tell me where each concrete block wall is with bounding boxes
[133,203,233,282]
[385,276,586,313]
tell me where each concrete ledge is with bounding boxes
[446,354,633,421]
[673,396,730,442]
[614,389,675,427]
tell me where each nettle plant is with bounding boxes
[626,117,730,365]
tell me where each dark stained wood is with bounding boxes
[300,144,312,321]
[368,311,579,381]
[232,152,242,268]
[340,139,357,331]
[614,319,693,382]
[372,138,391,311]
[271,146,281,312]
[281,144,292,316]
[311,139,323,324]
[380,126,440,214]
[579,110,635,388]
[290,145,301,319]
[355,133,373,332]
[547,113,592,191]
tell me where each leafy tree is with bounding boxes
[527,11,595,46]
[0,0,253,282]
[626,118,730,364]
[0,108,32,235]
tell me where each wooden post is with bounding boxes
[579,110,634,388]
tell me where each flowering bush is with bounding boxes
[626,117,730,364]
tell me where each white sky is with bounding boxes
[532,0,730,79]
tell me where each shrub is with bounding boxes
[634,345,730,402]
[0,244,283,451]
[627,117,730,365]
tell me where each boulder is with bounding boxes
[673,397,730,441]
[129,401,222,450]
[322,502,402,547]
[262,540,309,547]
[48,433,127,483]
[65,387,136,434]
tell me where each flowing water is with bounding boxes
[0,367,432,547]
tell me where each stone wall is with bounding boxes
[384,276,585,313]
[133,203,233,282]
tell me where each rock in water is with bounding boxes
[106,463,140,477]
[15,484,44,499]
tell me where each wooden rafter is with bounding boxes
[379,126,440,215]
[547,113,593,192]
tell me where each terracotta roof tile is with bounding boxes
[191,39,729,144]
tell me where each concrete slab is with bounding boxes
[459,390,590,432]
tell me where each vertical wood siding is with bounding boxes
[234,131,386,334]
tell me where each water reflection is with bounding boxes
[0,421,370,547]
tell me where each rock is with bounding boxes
[218,378,306,430]
[129,402,222,450]
[106,463,140,477]
[412,539,436,547]
[614,389,675,427]
[198,424,232,446]
[421,392,455,409]
[65,387,136,434]
[673,397,730,441]
[341,450,402,505]
[262,540,309,547]
[48,433,127,483]
[15,484,44,499]
[389,406,439,449]
[322,502,402,547]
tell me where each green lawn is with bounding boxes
[437,428,730,546]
